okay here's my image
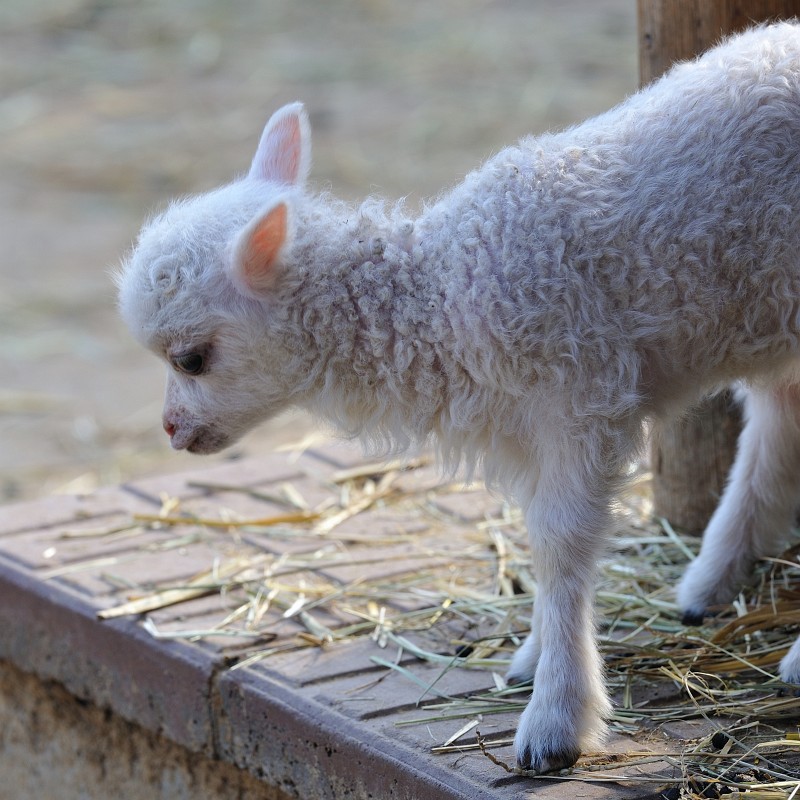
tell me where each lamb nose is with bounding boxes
[163,420,176,438]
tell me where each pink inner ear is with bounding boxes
[241,204,288,291]
[272,117,301,183]
[254,115,302,185]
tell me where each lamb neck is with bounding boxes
[289,197,498,447]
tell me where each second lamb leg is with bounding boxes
[679,385,800,622]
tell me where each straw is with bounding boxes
[93,454,800,795]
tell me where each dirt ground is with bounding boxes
[0,0,637,503]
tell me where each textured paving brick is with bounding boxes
[214,666,517,800]
[428,487,506,523]
[0,515,162,571]
[0,487,148,536]
[0,442,671,799]
[0,555,218,754]
[121,453,306,505]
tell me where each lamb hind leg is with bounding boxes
[512,457,613,773]
[506,592,543,686]
[779,634,800,685]
[678,384,800,623]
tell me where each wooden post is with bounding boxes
[639,0,800,533]
[638,1,800,84]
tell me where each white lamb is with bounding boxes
[119,23,800,773]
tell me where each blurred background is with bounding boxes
[0,0,636,503]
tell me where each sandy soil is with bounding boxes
[0,0,637,502]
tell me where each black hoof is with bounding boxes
[711,731,729,750]
[516,745,581,774]
[681,609,706,626]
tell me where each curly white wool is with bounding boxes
[119,24,800,773]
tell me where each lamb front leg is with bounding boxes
[678,385,800,623]
[510,459,613,773]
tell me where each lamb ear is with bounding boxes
[248,102,311,187]
[229,201,290,296]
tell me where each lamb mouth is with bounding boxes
[182,427,231,455]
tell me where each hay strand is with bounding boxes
[90,454,800,794]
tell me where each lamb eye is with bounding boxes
[174,353,205,375]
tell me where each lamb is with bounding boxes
[118,22,800,773]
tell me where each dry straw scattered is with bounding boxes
[96,454,800,796]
